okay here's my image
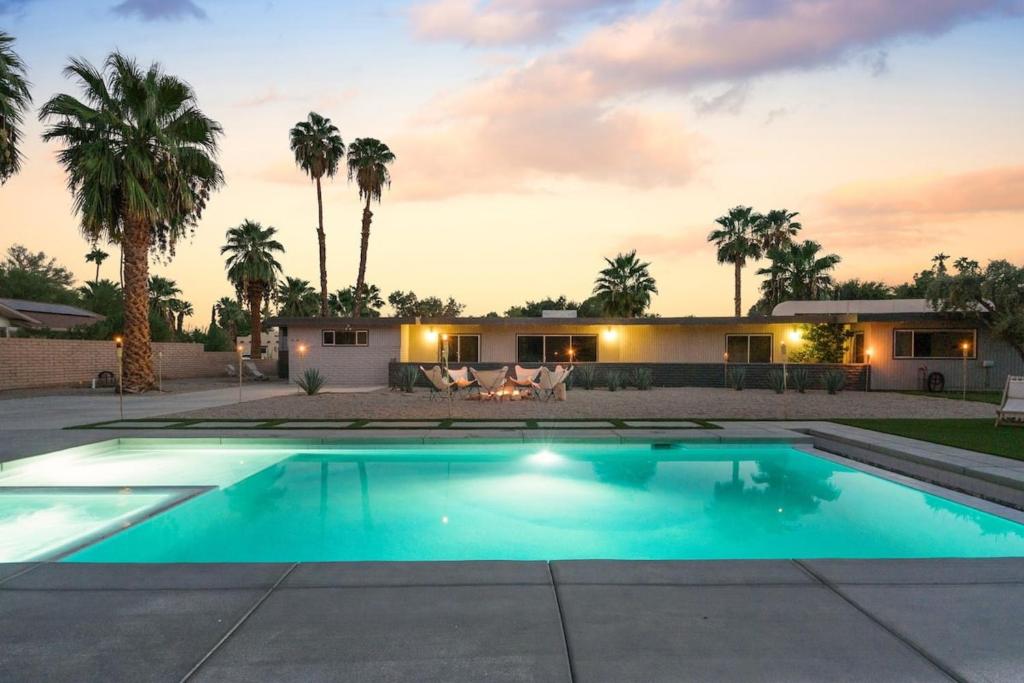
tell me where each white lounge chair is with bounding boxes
[995,375,1024,427]
[446,366,477,397]
[225,364,236,377]
[471,367,508,400]
[509,365,541,392]
[243,360,270,381]
[532,366,572,401]
[420,365,455,400]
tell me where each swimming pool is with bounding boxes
[2,440,1022,562]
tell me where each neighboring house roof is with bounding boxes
[0,298,105,331]
[772,299,933,316]
[0,300,42,326]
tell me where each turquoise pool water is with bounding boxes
[56,443,1024,562]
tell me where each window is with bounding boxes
[321,329,368,346]
[725,334,773,363]
[516,335,598,363]
[440,334,480,363]
[893,329,975,359]
[850,332,865,364]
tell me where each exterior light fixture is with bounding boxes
[788,328,802,343]
[426,327,438,342]
[603,326,617,341]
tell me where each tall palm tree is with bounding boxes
[85,246,109,283]
[329,283,384,317]
[215,296,247,343]
[347,138,395,317]
[275,276,319,317]
[221,220,283,360]
[754,209,801,309]
[0,32,32,185]
[708,206,762,316]
[40,53,223,391]
[592,250,658,317]
[758,240,841,304]
[168,299,193,334]
[290,112,345,316]
[148,275,182,330]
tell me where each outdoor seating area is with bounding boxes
[421,364,573,401]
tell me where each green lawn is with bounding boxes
[895,390,1002,405]
[836,419,1023,461]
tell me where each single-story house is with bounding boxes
[237,328,280,360]
[0,298,105,337]
[267,299,1024,391]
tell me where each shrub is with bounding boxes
[823,369,846,395]
[605,370,623,392]
[575,364,597,390]
[790,367,810,393]
[398,366,419,393]
[295,368,326,395]
[632,367,653,390]
[727,366,746,391]
[767,368,786,394]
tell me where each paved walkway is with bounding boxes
[2,558,1021,682]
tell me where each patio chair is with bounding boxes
[531,366,573,401]
[225,364,236,377]
[510,365,541,393]
[471,367,509,400]
[995,375,1024,427]
[243,360,270,381]
[446,366,478,397]
[420,365,455,401]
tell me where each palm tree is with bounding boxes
[290,112,345,316]
[0,32,32,185]
[85,246,109,283]
[215,296,247,343]
[275,276,319,317]
[77,279,122,317]
[329,283,384,317]
[758,240,841,304]
[40,53,223,391]
[168,299,194,334]
[221,220,283,360]
[148,275,182,330]
[592,250,658,317]
[347,138,395,317]
[754,209,801,308]
[708,206,762,316]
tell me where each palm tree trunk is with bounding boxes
[733,260,742,317]
[353,195,373,318]
[315,176,328,317]
[248,283,263,360]
[94,262,100,283]
[122,219,156,392]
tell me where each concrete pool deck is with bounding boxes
[1,558,1022,682]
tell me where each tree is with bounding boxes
[40,53,223,391]
[275,276,319,317]
[347,137,395,317]
[833,279,893,300]
[0,31,32,184]
[927,257,1024,362]
[0,245,79,304]
[329,283,383,317]
[592,250,658,317]
[85,246,109,283]
[893,268,937,298]
[221,220,283,360]
[148,275,182,330]
[789,323,854,363]
[77,279,122,318]
[387,290,464,317]
[756,240,840,309]
[3,244,75,286]
[709,206,762,316]
[504,295,579,317]
[754,209,801,306]
[215,296,248,343]
[290,112,345,316]
[168,299,193,335]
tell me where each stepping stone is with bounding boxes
[622,421,702,428]
[362,421,441,428]
[449,421,528,428]
[189,421,269,429]
[535,421,615,428]
[98,421,181,429]
[274,421,354,429]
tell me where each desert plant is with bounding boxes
[295,368,326,395]
[632,367,653,390]
[823,368,846,395]
[727,366,747,391]
[398,365,418,393]
[575,364,597,390]
[767,368,786,394]
[605,369,623,392]
[790,367,810,393]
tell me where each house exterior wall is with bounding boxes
[287,325,400,386]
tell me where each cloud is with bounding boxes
[614,229,710,259]
[861,50,890,77]
[111,0,206,21]
[408,0,636,45]
[692,82,752,116]
[764,107,788,125]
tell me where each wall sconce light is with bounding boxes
[426,327,438,342]
[788,328,802,343]
[603,326,617,341]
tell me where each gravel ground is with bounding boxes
[0,376,260,400]
[163,386,998,421]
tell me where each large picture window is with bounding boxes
[439,334,480,363]
[321,329,368,346]
[725,334,772,363]
[516,334,598,363]
[893,329,976,359]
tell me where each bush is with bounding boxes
[632,367,653,390]
[398,365,419,393]
[790,367,810,393]
[575,364,597,390]
[727,366,746,391]
[767,368,786,394]
[295,368,326,395]
[823,369,846,395]
[605,370,623,392]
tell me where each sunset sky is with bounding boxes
[1,0,1022,324]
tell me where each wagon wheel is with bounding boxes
[927,371,945,393]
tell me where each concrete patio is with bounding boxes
[2,558,1021,682]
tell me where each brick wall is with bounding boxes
[0,338,275,391]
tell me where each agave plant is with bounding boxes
[790,367,810,393]
[295,368,326,395]
[727,366,747,391]
[398,365,419,393]
[605,370,623,392]
[575,364,597,390]
[767,368,786,394]
[632,367,653,390]
[823,369,846,395]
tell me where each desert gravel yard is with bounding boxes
[163,387,998,421]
